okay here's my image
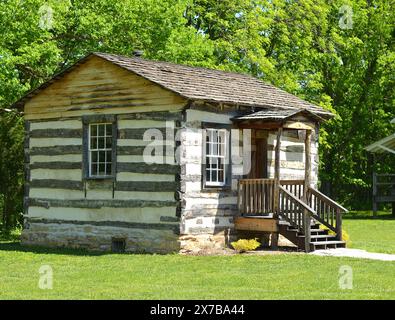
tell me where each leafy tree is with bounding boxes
[0,0,394,229]
[0,110,24,229]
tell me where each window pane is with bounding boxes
[206,169,211,182]
[106,150,112,162]
[92,151,98,162]
[91,125,97,136]
[98,136,105,149]
[98,163,105,175]
[105,124,112,136]
[212,170,217,182]
[99,125,105,136]
[105,137,112,149]
[106,163,112,175]
[218,157,224,170]
[91,162,97,176]
[218,170,224,182]
[220,142,225,157]
[99,150,105,162]
[90,137,97,149]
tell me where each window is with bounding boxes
[89,123,113,177]
[111,238,126,253]
[204,128,228,187]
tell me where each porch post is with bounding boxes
[303,130,311,197]
[271,127,282,249]
[372,171,377,217]
[303,130,312,252]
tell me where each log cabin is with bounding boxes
[14,52,348,253]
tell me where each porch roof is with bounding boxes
[232,108,325,123]
[365,133,395,154]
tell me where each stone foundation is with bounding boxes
[21,221,180,253]
[179,230,233,255]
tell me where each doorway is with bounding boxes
[248,130,268,179]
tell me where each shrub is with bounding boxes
[231,238,261,253]
[319,225,351,244]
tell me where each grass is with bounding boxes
[0,211,394,300]
[343,211,395,254]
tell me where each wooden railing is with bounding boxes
[280,180,304,199]
[279,185,314,233]
[238,179,275,215]
[306,187,348,239]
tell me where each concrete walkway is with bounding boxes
[310,248,395,261]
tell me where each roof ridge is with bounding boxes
[93,51,270,82]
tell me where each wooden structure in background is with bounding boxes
[366,123,395,216]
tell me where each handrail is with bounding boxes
[279,186,315,216]
[279,185,314,251]
[307,187,348,213]
[306,186,347,239]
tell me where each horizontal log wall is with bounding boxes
[24,112,184,252]
[267,130,319,186]
[26,112,182,219]
[179,109,239,235]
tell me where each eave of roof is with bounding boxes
[232,108,325,122]
[365,133,395,154]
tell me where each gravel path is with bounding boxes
[310,248,395,261]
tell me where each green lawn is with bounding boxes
[343,211,395,254]
[0,212,394,300]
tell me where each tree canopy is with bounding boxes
[0,0,394,228]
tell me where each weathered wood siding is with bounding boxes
[267,129,319,186]
[179,109,319,238]
[24,114,183,252]
[24,56,186,120]
[179,109,239,236]
[22,56,186,252]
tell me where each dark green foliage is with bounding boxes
[0,0,394,227]
[0,110,24,229]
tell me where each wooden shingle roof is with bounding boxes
[13,52,333,118]
[95,53,331,117]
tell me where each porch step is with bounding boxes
[279,224,346,252]
[287,227,329,236]
[311,241,346,250]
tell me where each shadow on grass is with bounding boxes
[0,239,163,256]
[343,211,395,220]
[0,241,110,256]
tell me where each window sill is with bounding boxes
[201,186,232,193]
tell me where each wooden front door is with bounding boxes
[248,130,268,179]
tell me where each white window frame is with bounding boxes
[204,128,228,187]
[88,123,113,177]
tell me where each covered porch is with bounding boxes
[365,132,395,216]
[232,109,348,252]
